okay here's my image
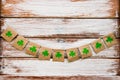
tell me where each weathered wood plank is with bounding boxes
[1,18,118,38]
[1,38,120,58]
[1,0,119,18]
[0,75,120,80]
[1,58,119,76]
[0,25,1,73]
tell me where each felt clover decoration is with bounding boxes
[6,31,12,37]
[91,39,105,54]
[66,48,79,62]
[82,48,89,55]
[12,36,28,51]
[69,51,76,57]
[55,52,62,58]
[53,50,64,62]
[79,45,92,59]
[30,46,37,53]
[25,42,40,56]
[95,42,102,49]
[42,50,49,56]
[17,40,24,46]
[106,36,113,43]
[38,47,52,60]
[1,27,18,42]
[103,33,117,48]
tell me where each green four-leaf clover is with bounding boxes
[69,51,76,57]
[106,36,113,43]
[6,31,12,37]
[17,40,24,46]
[82,48,89,55]
[55,52,62,58]
[95,42,102,49]
[42,50,49,56]
[30,46,37,53]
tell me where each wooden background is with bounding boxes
[0,0,120,80]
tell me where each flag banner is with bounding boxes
[1,27,18,42]
[25,42,40,57]
[79,44,92,59]
[91,38,105,54]
[12,35,28,51]
[66,48,80,62]
[103,32,118,48]
[38,46,52,60]
[52,49,65,62]
[1,27,119,62]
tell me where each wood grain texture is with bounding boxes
[0,0,120,79]
[1,38,120,58]
[0,75,120,80]
[1,58,119,76]
[1,0,119,18]
[1,18,118,38]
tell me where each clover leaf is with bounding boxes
[82,48,89,55]
[69,51,76,57]
[42,50,49,56]
[95,42,102,49]
[30,46,37,53]
[6,31,12,37]
[17,40,24,46]
[55,52,62,58]
[106,36,113,43]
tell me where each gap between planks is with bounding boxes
[0,17,120,19]
[0,75,120,80]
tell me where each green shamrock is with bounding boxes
[17,40,24,46]
[69,51,76,57]
[82,48,89,55]
[30,46,37,53]
[95,42,102,49]
[42,50,49,56]
[6,31,12,37]
[106,36,113,43]
[55,52,62,58]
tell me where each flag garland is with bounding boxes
[1,27,118,62]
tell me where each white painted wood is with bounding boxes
[2,58,119,76]
[1,19,118,37]
[2,0,118,17]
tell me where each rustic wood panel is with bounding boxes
[1,0,119,18]
[1,18,118,38]
[0,0,120,79]
[1,38,120,58]
[0,75,120,80]
[1,58,119,76]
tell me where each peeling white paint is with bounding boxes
[2,19,118,37]
[2,59,118,76]
[2,0,118,17]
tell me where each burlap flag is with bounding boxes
[79,44,92,59]
[66,48,80,62]
[91,38,105,54]
[53,49,65,62]
[38,46,52,60]
[25,42,40,57]
[103,32,118,48]
[12,35,28,51]
[1,27,18,42]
